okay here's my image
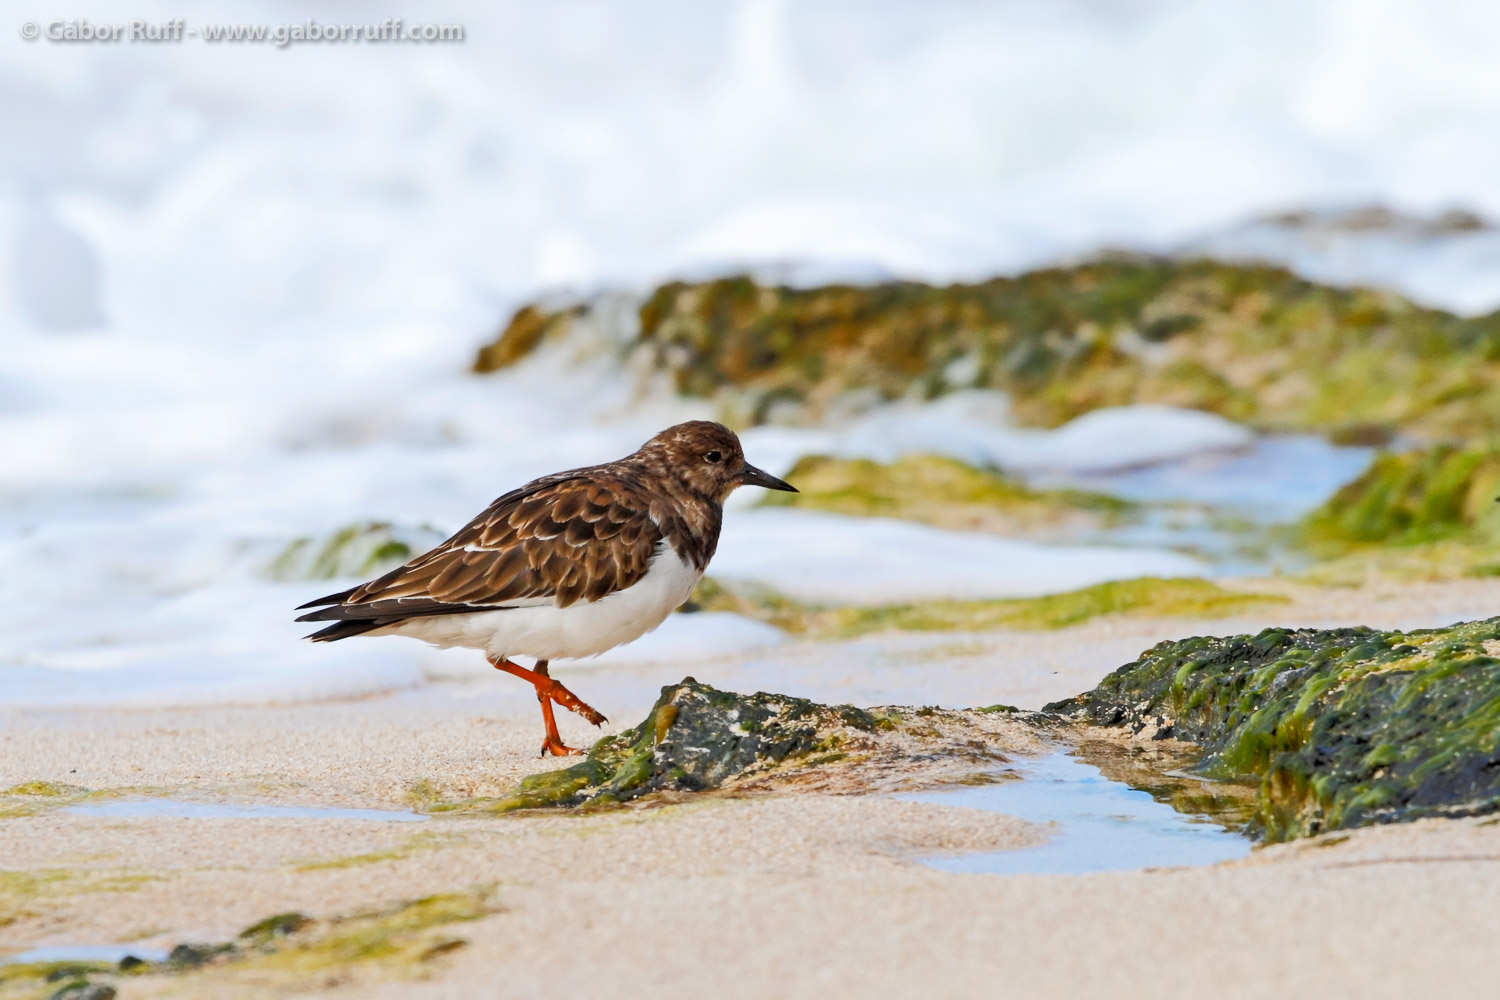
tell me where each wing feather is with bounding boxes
[294,471,664,631]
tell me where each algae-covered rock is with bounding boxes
[1048,617,1500,841]
[1252,204,1489,237]
[476,256,1500,438]
[0,960,113,1000]
[167,943,235,969]
[834,578,1286,634]
[0,891,495,996]
[757,453,1133,536]
[686,575,1286,638]
[440,679,1040,814]
[1301,443,1500,551]
[472,303,584,373]
[470,293,643,374]
[238,912,312,947]
[3,781,86,797]
[447,679,880,813]
[267,521,448,582]
[47,983,116,1000]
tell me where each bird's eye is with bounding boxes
[705,450,722,464]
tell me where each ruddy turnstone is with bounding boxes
[295,420,796,756]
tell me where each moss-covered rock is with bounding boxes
[1047,617,1500,841]
[1301,443,1500,551]
[267,521,448,582]
[686,575,1286,637]
[836,578,1288,634]
[475,256,1500,437]
[0,891,494,997]
[235,891,489,973]
[0,959,116,1000]
[757,453,1133,536]
[472,304,585,373]
[437,680,882,813]
[0,893,492,1000]
[2,781,86,797]
[0,782,170,822]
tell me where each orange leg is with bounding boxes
[489,657,607,757]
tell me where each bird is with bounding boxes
[294,420,797,756]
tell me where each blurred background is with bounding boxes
[8,0,1500,709]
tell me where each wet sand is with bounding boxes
[4,577,1500,998]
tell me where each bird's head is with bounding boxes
[637,420,797,503]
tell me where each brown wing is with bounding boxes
[294,472,663,631]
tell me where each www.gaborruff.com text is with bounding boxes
[20,18,465,46]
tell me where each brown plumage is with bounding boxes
[293,420,796,755]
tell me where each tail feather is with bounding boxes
[295,587,357,611]
[303,619,392,642]
[295,590,495,642]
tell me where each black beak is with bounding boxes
[738,462,798,493]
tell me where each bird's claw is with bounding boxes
[539,737,585,757]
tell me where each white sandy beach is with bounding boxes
[5,578,1500,998]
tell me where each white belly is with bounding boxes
[380,546,704,661]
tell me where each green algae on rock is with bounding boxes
[0,782,89,819]
[2,781,87,798]
[475,256,1500,438]
[757,453,1134,536]
[237,911,313,947]
[0,891,494,998]
[0,958,116,1000]
[686,575,1286,638]
[235,891,489,973]
[1,784,176,822]
[267,521,448,582]
[472,303,585,373]
[435,679,1041,814]
[1301,443,1500,553]
[831,577,1286,635]
[437,679,882,814]
[1047,617,1500,841]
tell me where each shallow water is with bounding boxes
[1034,435,1374,520]
[901,751,1252,875]
[0,944,170,965]
[1030,435,1376,576]
[64,799,428,823]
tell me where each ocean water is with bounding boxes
[11,0,1500,315]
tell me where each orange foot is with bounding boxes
[489,656,607,757]
[533,669,607,727]
[539,734,585,757]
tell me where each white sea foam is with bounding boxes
[739,398,1254,483]
[7,0,1485,706]
[1186,207,1500,316]
[712,510,1204,607]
